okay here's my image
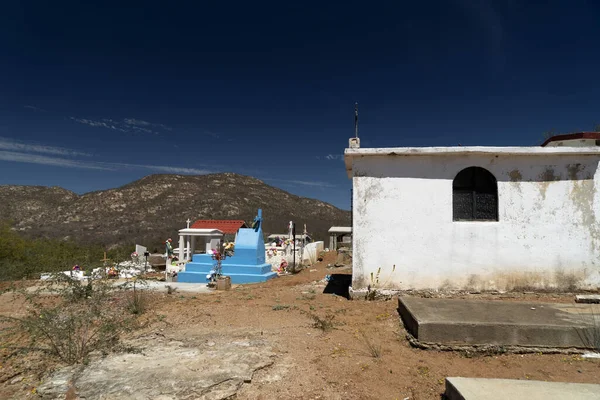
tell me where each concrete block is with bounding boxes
[216,276,231,291]
[398,296,600,348]
[445,377,600,400]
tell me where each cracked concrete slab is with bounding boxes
[37,336,275,400]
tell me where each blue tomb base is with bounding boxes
[178,254,277,284]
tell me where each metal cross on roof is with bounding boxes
[186,218,191,229]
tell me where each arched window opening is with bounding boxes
[452,167,498,221]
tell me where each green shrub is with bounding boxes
[0,221,131,281]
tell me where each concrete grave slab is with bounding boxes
[576,294,600,304]
[445,377,600,400]
[37,336,274,400]
[398,296,600,348]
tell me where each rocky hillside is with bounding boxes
[0,173,350,249]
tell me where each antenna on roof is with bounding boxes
[349,102,361,149]
[354,102,359,139]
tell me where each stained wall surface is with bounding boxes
[350,153,600,291]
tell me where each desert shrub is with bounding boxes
[121,277,147,315]
[365,265,397,300]
[310,313,335,332]
[360,330,382,358]
[0,273,146,364]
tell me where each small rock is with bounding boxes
[10,375,23,385]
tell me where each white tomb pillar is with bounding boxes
[178,235,184,261]
[190,236,196,261]
[186,236,191,261]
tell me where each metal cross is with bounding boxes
[186,218,191,229]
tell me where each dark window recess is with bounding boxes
[595,139,600,146]
[453,167,498,221]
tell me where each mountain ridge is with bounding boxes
[0,173,350,249]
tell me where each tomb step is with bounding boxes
[177,271,277,284]
[184,263,272,275]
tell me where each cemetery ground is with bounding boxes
[1,252,600,399]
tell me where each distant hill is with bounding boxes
[0,173,350,249]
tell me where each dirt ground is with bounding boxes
[2,252,600,399]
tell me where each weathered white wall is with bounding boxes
[351,153,600,291]
[545,139,599,147]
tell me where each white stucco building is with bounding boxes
[345,133,600,293]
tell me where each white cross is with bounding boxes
[186,218,191,229]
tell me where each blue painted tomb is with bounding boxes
[178,209,278,284]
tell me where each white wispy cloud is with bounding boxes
[123,118,151,127]
[107,161,210,174]
[204,130,220,139]
[0,151,109,170]
[70,117,171,135]
[70,117,128,132]
[316,154,343,161]
[124,118,172,131]
[0,137,91,157]
[0,150,211,174]
[24,105,46,112]
[131,165,210,174]
[287,180,337,188]
[264,178,337,188]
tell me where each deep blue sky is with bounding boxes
[1,0,599,210]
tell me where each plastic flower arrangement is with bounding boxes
[207,247,225,283]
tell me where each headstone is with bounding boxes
[135,244,147,255]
